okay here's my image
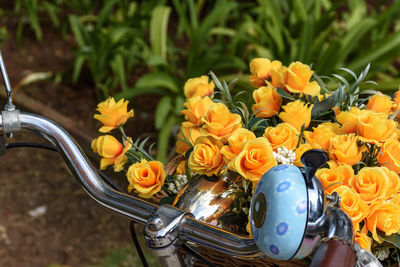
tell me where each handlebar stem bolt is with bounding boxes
[148,214,164,231]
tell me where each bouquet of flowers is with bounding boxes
[91,58,400,265]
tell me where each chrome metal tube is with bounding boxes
[3,112,261,257]
[180,216,261,257]
[19,112,158,224]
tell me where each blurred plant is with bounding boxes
[14,0,62,43]
[229,0,400,90]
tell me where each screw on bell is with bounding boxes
[148,214,164,231]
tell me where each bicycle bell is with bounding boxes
[250,149,354,260]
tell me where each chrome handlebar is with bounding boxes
[0,112,259,258]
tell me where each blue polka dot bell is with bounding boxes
[250,149,330,260]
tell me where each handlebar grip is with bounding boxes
[310,239,356,267]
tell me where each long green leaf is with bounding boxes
[135,72,179,93]
[347,33,400,72]
[150,6,171,59]
[155,96,172,130]
[157,116,176,163]
[69,15,87,47]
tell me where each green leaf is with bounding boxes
[311,85,345,117]
[155,96,172,130]
[157,116,176,163]
[378,233,400,250]
[72,54,86,83]
[135,72,179,93]
[69,15,87,47]
[276,87,294,100]
[97,0,117,29]
[150,6,171,59]
[111,54,127,91]
[114,87,166,100]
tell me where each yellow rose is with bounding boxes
[355,225,372,251]
[220,128,256,163]
[378,139,400,174]
[333,185,369,231]
[283,61,320,96]
[252,86,282,118]
[392,89,400,118]
[304,122,342,151]
[366,200,400,243]
[279,100,313,131]
[230,137,277,182]
[349,167,391,204]
[181,96,214,126]
[335,107,363,134]
[127,159,166,198]
[263,123,299,151]
[328,134,363,165]
[391,192,400,205]
[94,97,134,133]
[201,103,242,141]
[294,143,322,167]
[357,113,399,145]
[176,125,205,154]
[249,58,284,88]
[91,135,131,172]
[316,164,354,193]
[188,136,224,176]
[184,75,214,99]
[366,93,394,115]
[381,167,400,196]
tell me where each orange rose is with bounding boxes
[176,125,205,154]
[91,135,131,171]
[378,139,400,174]
[279,100,313,131]
[230,137,277,182]
[127,159,166,198]
[304,122,342,151]
[366,93,394,115]
[355,225,372,251]
[366,200,400,242]
[249,58,284,88]
[181,96,214,126]
[263,123,299,151]
[188,136,224,176]
[335,107,379,134]
[283,62,320,96]
[349,167,391,204]
[316,164,354,193]
[252,86,282,118]
[357,113,399,145]
[333,185,369,231]
[294,143,322,167]
[220,128,256,163]
[184,75,214,99]
[328,134,363,165]
[176,160,186,175]
[201,103,242,141]
[94,97,134,132]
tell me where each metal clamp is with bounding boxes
[1,108,20,134]
[145,205,194,267]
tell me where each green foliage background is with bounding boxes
[11,0,400,162]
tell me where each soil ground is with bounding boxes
[0,9,160,267]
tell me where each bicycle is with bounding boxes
[0,50,381,267]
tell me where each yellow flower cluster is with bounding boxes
[310,91,400,251]
[179,58,400,253]
[92,97,166,198]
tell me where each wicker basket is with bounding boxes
[148,156,308,267]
